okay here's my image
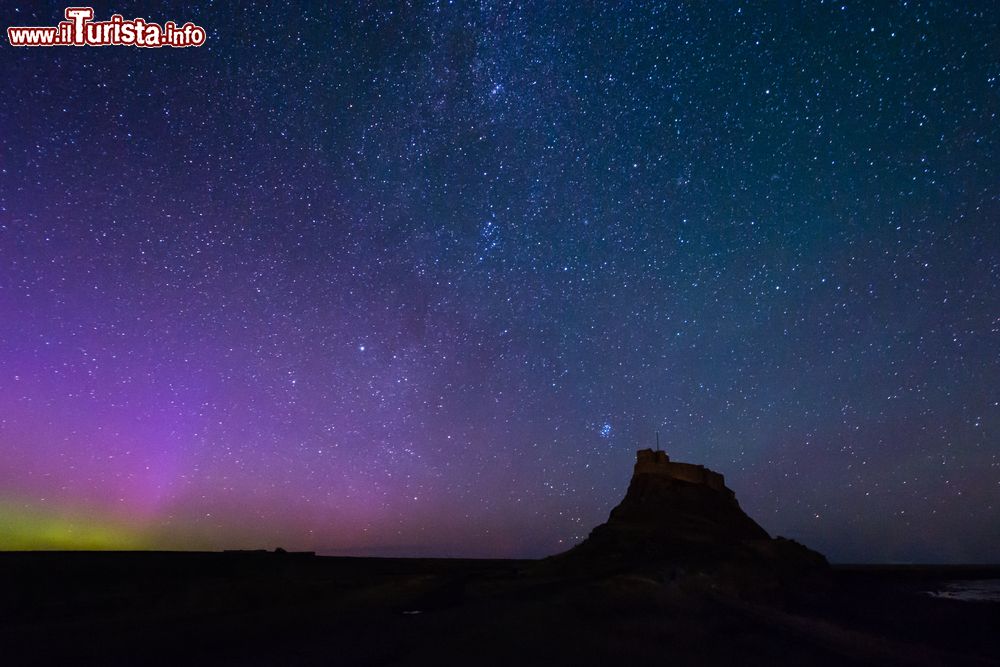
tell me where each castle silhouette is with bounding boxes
[633,448,734,499]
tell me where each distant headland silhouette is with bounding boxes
[553,449,828,583]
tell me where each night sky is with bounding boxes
[1,2,998,563]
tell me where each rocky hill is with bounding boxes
[556,449,827,581]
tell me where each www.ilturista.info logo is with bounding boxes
[7,7,206,47]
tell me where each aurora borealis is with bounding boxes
[1,2,997,562]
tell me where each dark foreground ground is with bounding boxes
[1,552,998,666]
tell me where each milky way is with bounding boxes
[1,2,997,561]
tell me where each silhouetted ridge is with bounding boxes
[558,449,827,574]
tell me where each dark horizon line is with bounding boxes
[1,548,999,569]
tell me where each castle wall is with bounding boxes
[633,449,732,496]
[661,462,727,493]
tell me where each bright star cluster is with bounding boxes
[0,2,997,562]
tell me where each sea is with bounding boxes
[925,579,1000,602]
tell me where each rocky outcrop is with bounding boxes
[556,450,827,578]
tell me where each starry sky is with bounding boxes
[1,1,998,563]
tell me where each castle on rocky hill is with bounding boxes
[634,448,734,499]
[555,447,828,573]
